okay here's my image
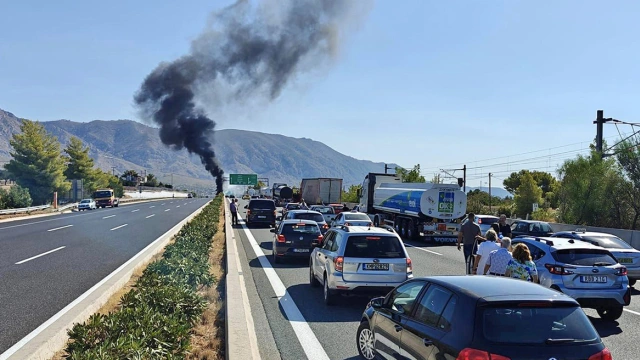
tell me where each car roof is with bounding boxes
[333,225,398,236]
[554,230,620,238]
[513,220,548,224]
[288,210,322,214]
[514,236,605,250]
[423,276,578,303]
[280,219,318,225]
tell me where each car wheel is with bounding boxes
[310,264,320,287]
[597,306,624,321]
[356,321,376,360]
[630,278,637,287]
[323,274,335,306]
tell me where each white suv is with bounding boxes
[309,225,413,305]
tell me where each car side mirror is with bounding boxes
[369,297,384,309]
[270,229,276,233]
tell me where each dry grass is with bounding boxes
[187,203,226,360]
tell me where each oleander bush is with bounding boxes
[64,195,223,359]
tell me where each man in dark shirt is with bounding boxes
[457,213,482,268]
[230,199,238,225]
[498,214,512,238]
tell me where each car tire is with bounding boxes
[323,274,335,306]
[597,306,624,321]
[356,321,376,360]
[310,264,320,287]
[629,278,637,287]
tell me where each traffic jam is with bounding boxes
[227,174,637,360]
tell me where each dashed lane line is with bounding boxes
[404,243,443,256]
[102,215,115,219]
[131,209,140,213]
[146,214,155,219]
[47,225,73,232]
[110,224,128,231]
[15,246,66,265]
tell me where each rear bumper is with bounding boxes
[328,275,411,294]
[274,247,313,258]
[557,286,630,307]
[246,217,275,224]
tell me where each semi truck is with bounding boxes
[92,188,120,208]
[272,183,293,206]
[356,173,467,243]
[300,178,343,205]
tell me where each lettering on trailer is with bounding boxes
[438,191,454,214]
[431,237,457,244]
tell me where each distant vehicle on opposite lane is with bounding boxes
[77,198,97,211]
[356,275,611,360]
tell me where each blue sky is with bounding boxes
[2,0,640,188]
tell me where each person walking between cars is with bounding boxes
[484,237,513,276]
[473,229,501,275]
[457,212,482,269]
[230,199,238,225]
[505,243,539,283]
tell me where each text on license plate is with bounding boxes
[618,258,633,264]
[363,263,389,271]
[581,276,607,283]
[293,248,309,253]
[258,216,266,218]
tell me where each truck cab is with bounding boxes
[92,189,119,208]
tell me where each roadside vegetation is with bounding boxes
[58,195,225,359]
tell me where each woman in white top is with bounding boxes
[473,229,500,275]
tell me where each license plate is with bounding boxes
[363,263,389,271]
[293,248,309,253]
[581,276,607,283]
[258,216,266,218]
[618,258,633,264]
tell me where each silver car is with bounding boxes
[78,198,96,211]
[511,236,631,321]
[331,211,373,227]
[309,225,413,305]
[551,230,640,287]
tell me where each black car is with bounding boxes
[511,220,554,238]
[244,199,277,227]
[270,219,323,263]
[356,276,610,360]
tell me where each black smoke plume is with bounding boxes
[134,0,370,194]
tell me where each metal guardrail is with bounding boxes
[56,203,78,212]
[0,204,50,215]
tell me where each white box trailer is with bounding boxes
[300,178,343,205]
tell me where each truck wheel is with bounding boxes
[407,219,419,240]
[394,220,401,233]
[401,219,409,239]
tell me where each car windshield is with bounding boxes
[582,235,634,250]
[344,213,371,221]
[313,207,333,214]
[80,199,90,203]
[282,224,320,235]
[292,213,324,222]
[530,222,553,232]
[482,305,598,344]
[286,204,301,210]
[250,200,275,210]
[344,236,404,258]
[552,249,617,266]
[94,191,112,198]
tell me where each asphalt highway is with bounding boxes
[0,198,209,354]
[233,199,640,360]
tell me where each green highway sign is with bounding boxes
[229,173,258,186]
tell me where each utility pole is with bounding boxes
[489,173,493,213]
[384,164,393,174]
[595,110,604,154]
[463,164,466,193]
[111,166,116,176]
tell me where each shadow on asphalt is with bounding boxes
[588,316,622,338]
[630,286,640,296]
[248,256,310,269]
[279,283,378,323]
[259,241,273,251]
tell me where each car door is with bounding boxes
[511,222,528,237]
[314,231,335,279]
[332,213,342,226]
[372,280,427,360]
[512,240,547,279]
[400,284,456,360]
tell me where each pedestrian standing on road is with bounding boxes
[301,201,309,210]
[473,229,500,275]
[484,237,513,276]
[498,214,512,238]
[505,243,539,283]
[342,203,350,212]
[457,213,482,269]
[230,199,238,225]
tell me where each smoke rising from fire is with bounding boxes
[134,0,371,194]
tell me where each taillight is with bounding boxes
[273,210,277,217]
[277,235,286,243]
[317,235,324,243]
[545,264,574,275]
[247,209,251,215]
[588,348,612,360]
[615,266,628,276]
[406,258,412,273]
[323,224,329,229]
[334,256,344,272]
[457,348,510,360]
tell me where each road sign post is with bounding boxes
[229,174,258,186]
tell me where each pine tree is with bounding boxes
[64,137,107,193]
[4,120,70,204]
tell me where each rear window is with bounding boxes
[283,224,320,235]
[530,222,553,232]
[249,200,275,210]
[552,249,617,266]
[344,236,405,258]
[477,217,498,225]
[313,207,333,214]
[583,236,634,250]
[344,213,371,221]
[292,213,325,222]
[482,306,599,344]
[80,200,90,203]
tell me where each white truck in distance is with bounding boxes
[300,178,343,205]
[355,173,467,243]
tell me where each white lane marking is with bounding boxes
[161,203,166,205]
[236,212,330,360]
[149,206,155,208]
[47,225,73,232]
[404,243,443,256]
[15,246,66,265]
[170,202,174,204]
[0,200,212,360]
[110,224,128,231]
[176,205,181,208]
[624,308,640,316]
[102,215,115,219]
[165,209,171,212]
[131,209,140,213]
[146,214,155,219]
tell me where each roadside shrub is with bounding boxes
[497,204,513,218]
[64,195,223,359]
[532,207,557,222]
[0,185,32,210]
